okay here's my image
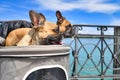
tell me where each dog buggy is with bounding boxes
[0,45,70,80]
[0,20,32,45]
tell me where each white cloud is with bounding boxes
[78,27,99,34]
[36,0,120,14]
[110,19,120,25]
[77,25,114,35]
[0,4,10,12]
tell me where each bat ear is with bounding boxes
[29,10,39,26]
[38,13,46,25]
[56,10,63,20]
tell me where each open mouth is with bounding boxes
[50,40,62,45]
[47,36,62,45]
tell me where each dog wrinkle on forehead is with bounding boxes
[38,31,48,38]
[60,26,66,32]
[62,20,70,26]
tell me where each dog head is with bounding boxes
[56,11,74,37]
[29,10,62,45]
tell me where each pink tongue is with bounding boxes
[57,41,62,45]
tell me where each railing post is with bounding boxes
[72,26,79,80]
[114,27,120,80]
[100,27,105,80]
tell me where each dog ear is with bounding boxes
[56,10,63,20]
[29,10,39,26]
[38,13,46,25]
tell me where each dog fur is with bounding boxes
[5,10,73,46]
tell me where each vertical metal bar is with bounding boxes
[72,26,79,80]
[100,27,104,80]
[114,27,120,80]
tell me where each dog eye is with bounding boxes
[52,28,59,33]
[57,18,64,25]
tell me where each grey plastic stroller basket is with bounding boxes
[0,45,70,80]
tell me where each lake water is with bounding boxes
[62,38,115,80]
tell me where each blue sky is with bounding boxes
[1,0,120,29]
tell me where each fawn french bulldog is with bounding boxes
[5,10,73,46]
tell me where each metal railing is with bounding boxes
[67,24,120,80]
